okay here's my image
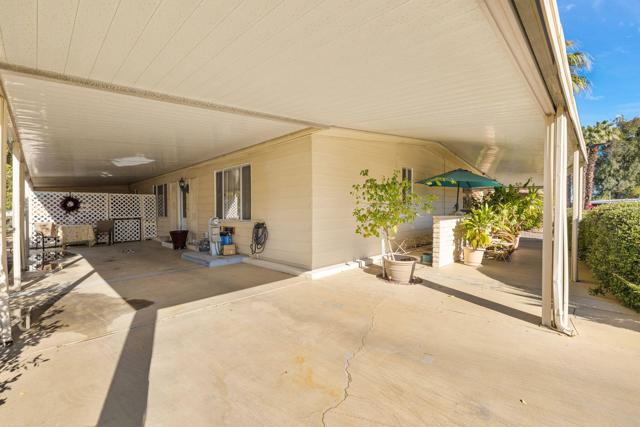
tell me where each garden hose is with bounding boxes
[250,222,268,255]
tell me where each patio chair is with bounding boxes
[486,232,515,262]
[95,220,115,245]
[33,222,63,265]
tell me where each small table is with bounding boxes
[58,224,96,247]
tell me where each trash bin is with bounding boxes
[169,230,189,250]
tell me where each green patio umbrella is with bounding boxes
[417,168,502,212]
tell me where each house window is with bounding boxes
[153,184,168,217]
[402,167,413,201]
[215,165,251,220]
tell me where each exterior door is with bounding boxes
[178,180,188,231]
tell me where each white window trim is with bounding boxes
[153,183,168,218]
[214,163,251,221]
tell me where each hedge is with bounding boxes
[578,203,640,311]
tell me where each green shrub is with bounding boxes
[474,180,543,234]
[579,203,640,311]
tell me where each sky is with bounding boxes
[558,0,640,125]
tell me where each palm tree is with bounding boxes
[583,121,621,208]
[566,40,591,94]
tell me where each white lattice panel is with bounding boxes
[143,221,157,240]
[142,195,156,220]
[74,193,109,224]
[114,218,141,242]
[29,192,157,247]
[109,194,141,219]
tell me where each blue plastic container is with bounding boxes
[220,233,232,245]
[421,253,433,265]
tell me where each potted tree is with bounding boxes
[351,169,435,283]
[461,204,494,267]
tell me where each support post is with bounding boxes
[21,173,27,266]
[12,143,24,290]
[552,109,571,333]
[380,236,386,278]
[0,99,11,345]
[541,116,555,327]
[571,149,580,283]
[578,164,584,221]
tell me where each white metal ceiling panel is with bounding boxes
[64,0,120,77]
[0,0,549,184]
[36,0,78,72]
[1,72,305,187]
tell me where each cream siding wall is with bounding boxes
[310,129,476,269]
[130,131,314,269]
[128,128,479,271]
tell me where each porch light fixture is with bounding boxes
[179,177,189,193]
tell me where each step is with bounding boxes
[181,251,247,268]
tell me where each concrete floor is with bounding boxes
[1,239,639,427]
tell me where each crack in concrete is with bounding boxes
[320,299,384,426]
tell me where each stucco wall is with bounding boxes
[130,130,314,269]
[310,129,476,269]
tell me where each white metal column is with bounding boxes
[12,143,24,290]
[542,116,555,327]
[542,109,573,334]
[578,164,584,221]
[21,174,28,265]
[571,149,581,283]
[0,99,11,345]
[552,109,571,333]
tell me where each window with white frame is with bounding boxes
[402,167,413,201]
[153,183,168,217]
[215,165,251,220]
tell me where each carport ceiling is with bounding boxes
[0,72,307,187]
[0,0,547,185]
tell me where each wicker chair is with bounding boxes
[95,220,115,245]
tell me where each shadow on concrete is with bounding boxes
[362,260,539,324]
[478,238,640,333]
[0,268,94,406]
[97,310,156,427]
[419,279,541,326]
[57,242,294,427]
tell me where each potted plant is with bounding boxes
[351,169,435,282]
[461,204,494,267]
[474,180,543,249]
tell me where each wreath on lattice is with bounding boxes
[60,195,81,213]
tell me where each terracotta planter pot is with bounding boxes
[169,230,189,250]
[383,255,417,283]
[463,247,485,267]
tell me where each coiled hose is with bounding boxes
[250,222,268,255]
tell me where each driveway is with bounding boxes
[1,240,639,426]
